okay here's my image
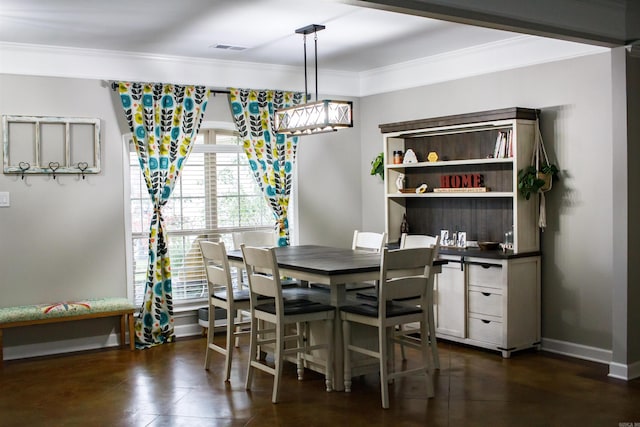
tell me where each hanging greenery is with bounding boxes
[518,163,559,200]
[516,118,559,229]
[370,152,384,180]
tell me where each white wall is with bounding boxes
[0,77,127,306]
[0,51,623,360]
[359,52,615,351]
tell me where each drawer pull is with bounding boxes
[481,319,491,324]
[481,292,492,297]
[481,264,491,269]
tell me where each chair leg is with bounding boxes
[204,306,215,370]
[427,303,440,370]
[296,322,304,380]
[234,309,247,348]
[272,322,285,403]
[421,319,435,398]
[245,316,258,391]
[379,325,390,409]
[223,309,235,382]
[342,318,352,393]
[399,324,407,361]
[325,317,334,392]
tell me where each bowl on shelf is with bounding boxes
[478,241,500,251]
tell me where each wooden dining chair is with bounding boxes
[352,230,387,252]
[241,244,336,404]
[199,240,252,382]
[232,230,276,289]
[396,233,440,368]
[356,233,441,368]
[340,245,439,409]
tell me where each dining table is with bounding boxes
[226,244,444,391]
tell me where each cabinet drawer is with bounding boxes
[468,289,502,318]
[468,316,502,344]
[467,263,503,289]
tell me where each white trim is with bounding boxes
[0,37,606,97]
[122,134,135,302]
[358,35,608,96]
[541,337,612,364]
[609,361,640,381]
[2,331,124,361]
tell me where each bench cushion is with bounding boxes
[0,297,135,324]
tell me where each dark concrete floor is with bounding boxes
[1,335,639,426]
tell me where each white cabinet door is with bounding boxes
[435,260,465,338]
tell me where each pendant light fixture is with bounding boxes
[275,24,353,136]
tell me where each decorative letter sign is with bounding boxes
[434,174,488,193]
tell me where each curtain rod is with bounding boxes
[109,81,230,95]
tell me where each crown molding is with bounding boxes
[358,35,608,96]
[0,38,607,97]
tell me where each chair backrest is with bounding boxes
[241,244,284,309]
[232,230,276,250]
[400,233,440,259]
[352,230,387,252]
[378,238,440,315]
[199,241,234,296]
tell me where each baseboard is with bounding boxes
[3,332,124,361]
[541,337,612,364]
[608,361,640,381]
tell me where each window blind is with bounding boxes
[128,128,274,305]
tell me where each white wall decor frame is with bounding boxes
[3,115,101,177]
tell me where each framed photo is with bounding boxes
[440,230,449,245]
[457,232,467,248]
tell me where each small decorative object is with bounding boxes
[478,241,500,251]
[370,152,384,180]
[440,230,449,245]
[48,161,60,180]
[18,161,30,180]
[457,232,467,248]
[393,150,404,164]
[440,173,484,189]
[77,162,89,180]
[395,173,405,192]
[400,214,409,234]
[402,148,418,164]
[427,151,439,162]
[416,183,428,193]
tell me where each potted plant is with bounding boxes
[370,152,384,180]
[518,163,559,200]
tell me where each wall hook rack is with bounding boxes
[3,115,101,179]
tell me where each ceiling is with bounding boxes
[1,0,632,96]
[0,0,557,74]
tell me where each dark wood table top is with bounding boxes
[227,244,447,276]
[227,245,382,276]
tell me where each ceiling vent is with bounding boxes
[211,44,247,51]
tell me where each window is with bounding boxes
[126,125,274,306]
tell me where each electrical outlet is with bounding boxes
[0,191,10,207]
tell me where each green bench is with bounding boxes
[0,297,136,361]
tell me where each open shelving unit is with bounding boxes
[379,107,542,357]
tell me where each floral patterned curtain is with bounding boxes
[118,81,210,348]
[228,88,303,246]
